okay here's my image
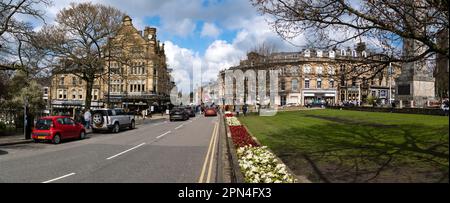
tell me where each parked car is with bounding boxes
[204,107,217,117]
[91,109,135,133]
[185,106,196,117]
[32,116,86,144]
[170,107,189,121]
[305,102,326,108]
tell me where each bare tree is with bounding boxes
[249,42,278,56]
[0,0,52,71]
[250,0,449,65]
[35,2,126,110]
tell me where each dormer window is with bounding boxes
[329,51,335,58]
[304,49,311,57]
[352,50,358,57]
[341,49,346,56]
[362,51,367,58]
[317,50,323,58]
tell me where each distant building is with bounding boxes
[49,16,174,114]
[219,43,401,107]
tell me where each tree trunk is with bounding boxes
[85,79,94,110]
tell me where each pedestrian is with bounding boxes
[83,109,91,130]
[236,105,241,117]
[243,104,248,116]
[442,99,449,116]
[142,109,146,120]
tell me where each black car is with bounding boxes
[170,107,189,121]
[305,102,326,108]
[184,106,196,117]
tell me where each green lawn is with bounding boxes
[239,109,449,183]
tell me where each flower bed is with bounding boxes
[224,111,234,118]
[237,146,297,183]
[226,114,298,183]
[226,117,241,126]
[229,126,260,148]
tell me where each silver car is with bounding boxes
[92,109,135,133]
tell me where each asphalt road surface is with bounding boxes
[0,115,220,183]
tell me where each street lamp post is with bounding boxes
[107,38,112,109]
[389,63,393,106]
[23,96,28,139]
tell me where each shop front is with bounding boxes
[302,90,338,106]
[50,100,105,116]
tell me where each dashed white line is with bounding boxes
[156,131,171,139]
[175,124,184,130]
[42,173,76,183]
[106,143,146,160]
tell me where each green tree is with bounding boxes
[35,2,125,110]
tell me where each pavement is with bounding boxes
[0,115,169,147]
[0,114,221,183]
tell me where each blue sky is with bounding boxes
[34,0,307,92]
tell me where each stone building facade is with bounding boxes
[435,28,449,100]
[219,43,401,107]
[50,16,174,113]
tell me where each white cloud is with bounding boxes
[21,0,308,93]
[201,23,221,38]
[163,18,197,38]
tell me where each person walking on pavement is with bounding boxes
[83,109,91,130]
[243,104,248,116]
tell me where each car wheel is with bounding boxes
[52,134,61,145]
[79,131,86,140]
[112,123,120,133]
[129,120,135,130]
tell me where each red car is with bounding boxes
[204,107,217,117]
[32,116,86,144]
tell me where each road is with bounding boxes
[0,115,221,183]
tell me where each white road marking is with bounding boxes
[175,124,184,130]
[106,143,146,160]
[156,131,171,139]
[42,173,76,183]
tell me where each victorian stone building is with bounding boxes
[219,43,401,107]
[50,16,174,113]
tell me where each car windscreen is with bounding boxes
[35,119,53,130]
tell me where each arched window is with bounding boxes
[341,49,346,56]
[352,50,358,57]
[317,78,322,89]
[362,51,367,58]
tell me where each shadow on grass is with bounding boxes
[264,120,449,183]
